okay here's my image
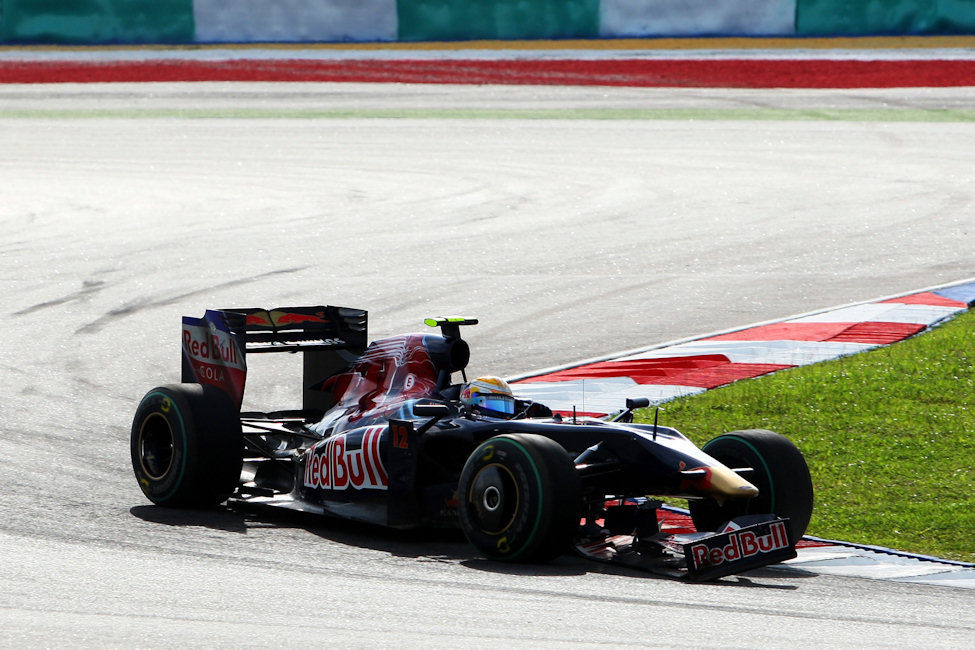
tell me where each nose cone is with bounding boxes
[705,464,759,504]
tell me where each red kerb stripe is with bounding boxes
[520,355,730,383]
[521,357,789,388]
[829,321,925,344]
[706,321,925,344]
[3,58,974,87]
[880,292,967,308]
[707,322,852,342]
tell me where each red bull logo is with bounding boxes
[245,310,329,328]
[182,327,242,367]
[182,321,246,406]
[304,427,388,491]
[688,520,790,570]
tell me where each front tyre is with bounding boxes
[457,434,581,563]
[131,383,243,508]
[689,429,814,540]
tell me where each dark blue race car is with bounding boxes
[131,306,814,581]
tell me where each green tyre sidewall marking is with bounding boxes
[694,429,814,540]
[136,389,189,504]
[501,438,544,562]
[131,383,242,508]
[705,434,776,514]
[460,435,546,562]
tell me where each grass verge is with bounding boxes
[636,309,975,563]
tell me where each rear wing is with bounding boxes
[181,305,367,410]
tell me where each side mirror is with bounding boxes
[413,403,451,418]
[608,397,652,423]
[413,402,451,435]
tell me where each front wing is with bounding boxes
[575,514,796,581]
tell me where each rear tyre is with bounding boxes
[689,429,814,540]
[457,434,581,563]
[131,383,243,508]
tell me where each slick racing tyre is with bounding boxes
[689,429,814,540]
[131,383,243,508]
[458,434,581,563]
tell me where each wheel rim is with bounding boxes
[467,464,519,535]
[139,413,175,480]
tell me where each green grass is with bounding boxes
[635,309,975,563]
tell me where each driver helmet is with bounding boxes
[460,376,515,418]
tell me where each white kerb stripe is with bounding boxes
[785,547,961,579]
[787,303,962,326]
[614,339,877,366]
[513,378,706,412]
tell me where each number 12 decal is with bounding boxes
[391,422,409,449]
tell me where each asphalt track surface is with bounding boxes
[2,82,975,646]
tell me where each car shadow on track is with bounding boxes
[129,503,806,587]
[237,505,593,576]
[131,501,587,576]
[130,504,249,534]
[540,557,806,590]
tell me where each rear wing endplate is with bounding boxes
[181,305,367,410]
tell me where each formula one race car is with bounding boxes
[131,305,814,581]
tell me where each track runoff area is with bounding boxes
[1,35,975,86]
[4,36,972,584]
